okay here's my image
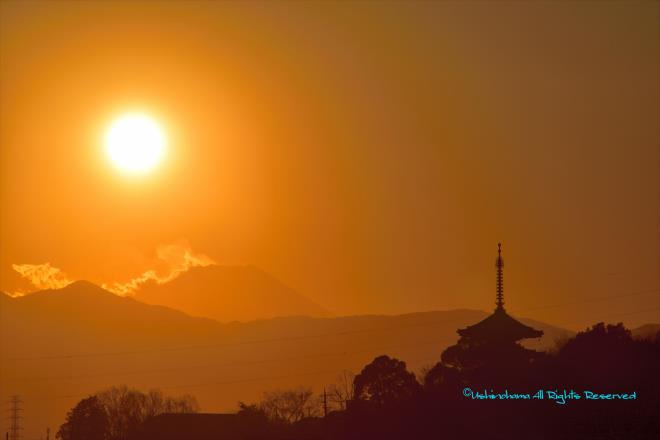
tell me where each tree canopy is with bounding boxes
[353,355,420,406]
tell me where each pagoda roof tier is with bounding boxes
[457,307,543,342]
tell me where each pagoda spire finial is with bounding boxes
[495,242,504,311]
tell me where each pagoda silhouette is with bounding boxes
[457,243,543,343]
[440,243,543,377]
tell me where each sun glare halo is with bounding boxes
[105,113,166,174]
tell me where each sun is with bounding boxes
[104,113,166,174]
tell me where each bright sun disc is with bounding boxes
[105,113,166,173]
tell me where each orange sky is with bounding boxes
[1,1,658,329]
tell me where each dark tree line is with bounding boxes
[57,386,198,440]
[58,323,660,439]
[251,322,660,439]
[329,322,660,440]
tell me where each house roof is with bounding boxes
[133,413,267,440]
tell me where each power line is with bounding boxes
[5,299,659,406]
[522,305,660,346]
[15,338,444,383]
[14,303,660,386]
[508,288,660,313]
[5,287,658,362]
[563,305,660,325]
[36,352,442,402]
[42,306,657,400]
[10,303,660,390]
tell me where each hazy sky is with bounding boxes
[1,1,658,329]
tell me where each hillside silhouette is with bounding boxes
[133,265,329,322]
[1,281,573,434]
[51,323,660,440]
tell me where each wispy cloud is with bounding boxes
[11,240,216,297]
[11,263,73,295]
[102,240,215,296]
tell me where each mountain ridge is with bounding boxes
[2,280,656,438]
[133,264,330,322]
[2,284,580,394]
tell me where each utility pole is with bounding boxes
[7,395,22,440]
[323,388,328,417]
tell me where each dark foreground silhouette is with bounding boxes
[56,322,660,440]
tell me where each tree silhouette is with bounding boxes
[422,362,461,392]
[57,324,659,440]
[327,370,356,411]
[353,355,420,406]
[58,386,198,440]
[258,387,321,424]
[237,401,269,426]
[98,386,198,440]
[559,322,632,360]
[554,322,660,391]
[439,336,546,389]
[56,396,107,440]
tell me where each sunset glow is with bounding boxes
[1,2,658,438]
[104,113,166,174]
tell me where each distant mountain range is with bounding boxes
[1,279,657,438]
[133,265,329,322]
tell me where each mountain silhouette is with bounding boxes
[133,265,329,322]
[4,281,652,438]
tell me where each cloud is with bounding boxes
[10,240,215,297]
[11,263,73,294]
[102,240,215,296]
